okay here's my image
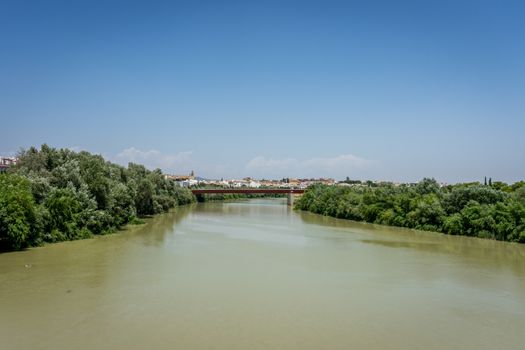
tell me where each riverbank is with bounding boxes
[195,192,285,202]
[0,145,195,252]
[295,180,525,243]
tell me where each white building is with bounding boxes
[0,157,17,172]
[179,179,199,187]
[248,180,261,188]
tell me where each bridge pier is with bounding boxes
[287,193,294,206]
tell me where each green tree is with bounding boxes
[513,187,525,206]
[107,182,136,226]
[1,144,196,252]
[296,178,525,243]
[44,187,83,240]
[135,178,155,215]
[415,178,440,195]
[78,152,110,209]
[0,174,37,250]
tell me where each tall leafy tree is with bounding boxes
[0,174,37,250]
[0,145,195,251]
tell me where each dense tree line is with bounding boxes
[296,178,525,242]
[0,145,195,251]
[191,184,285,202]
[195,193,284,202]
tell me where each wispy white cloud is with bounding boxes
[66,146,82,152]
[112,148,377,180]
[115,147,193,172]
[245,154,375,179]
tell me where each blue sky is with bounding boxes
[1,0,524,182]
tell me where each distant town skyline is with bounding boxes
[2,1,524,183]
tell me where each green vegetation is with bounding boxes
[296,178,525,243]
[0,145,195,251]
[191,184,285,202]
[195,193,284,202]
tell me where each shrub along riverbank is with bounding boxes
[0,145,195,251]
[295,179,525,242]
[193,191,285,203]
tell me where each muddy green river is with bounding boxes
[1,199,524,349]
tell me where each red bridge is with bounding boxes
[191,188,304,205]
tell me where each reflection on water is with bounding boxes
[299,210,525,274]
[1,199,524,350]
[127,203,194,246]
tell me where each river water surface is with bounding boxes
[1,199,524,349]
